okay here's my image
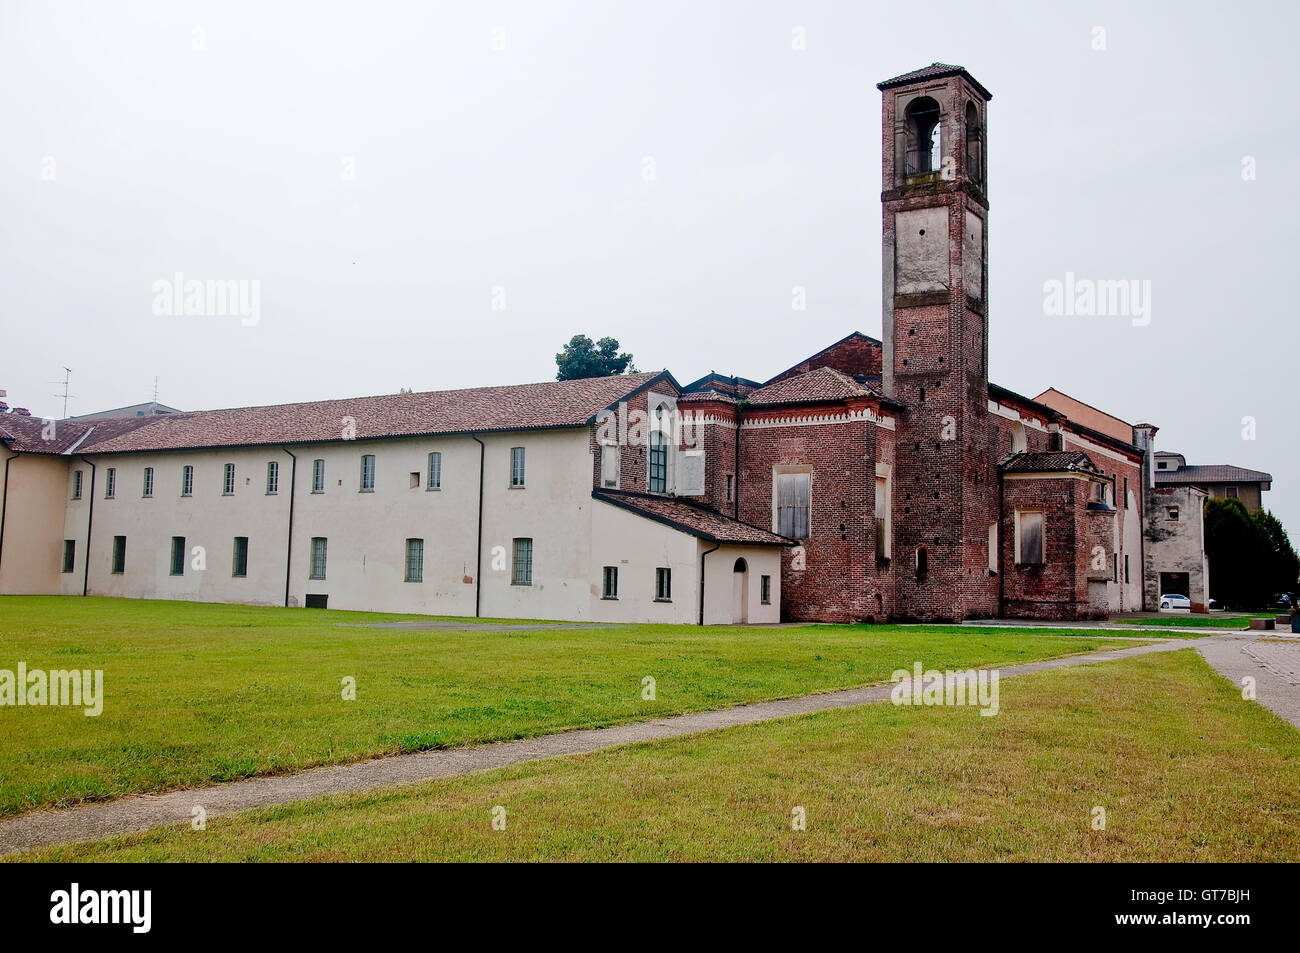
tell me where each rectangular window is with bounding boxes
[143,467,154,498]
[62,539,75,573]
[170,536,185,576]
[427,452,441,490]
[600,444,619,489]
[775,471,811,540]
[1123,477,1129,508]
[309,537,327,580]
[760,574,771,605]
[104,468,116,499]
[360,454,375,492]
[1226,486,1238,499]
[405,538,423,582]
[988,522,998,573]
[72,470,82,500]
[232,536,249,578]
[1113,553,1118,583]
[510,447,525,488]
[1167,506,1179,521]
[874,475,890,560]
[648,434,668,493]
[266,461,279,494]
[223,463,236,495]
[1016,511,1044,566]
[725,474,734,504]
[312,459,325,493]
[181,465,193,497]
[111,535,126,574]
[602,565,618,599]
[655,567,672,601]
[511,538,533,585]
[1124,554,1130,584]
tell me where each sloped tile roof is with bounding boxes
[746,367,880,406]
[1156,464,1272,485]
[677,388,738,405]
[593,490,793,546]
[0,414,155,454]
[877,62,992,99]
[1000,450,1102,475]
[3,373,667,455]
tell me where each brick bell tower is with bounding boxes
[878,63,995,621]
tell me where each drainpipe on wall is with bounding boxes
[698,541,720,625]
[0,451,19,572]
[732,377,741,521]
[281,447,296,607]
[76,456,96,597]
[997,471,1005,616]
[471,434,485,618]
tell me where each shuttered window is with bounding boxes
[776,472,811,540]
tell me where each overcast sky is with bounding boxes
[2,0,1296,532]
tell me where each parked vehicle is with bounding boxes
[1159,593,1192,610]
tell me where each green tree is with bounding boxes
[1253,509,1300,597]
[1205,498,1298,608]
[555,335,636,381]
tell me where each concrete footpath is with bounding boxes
[0,638,1188,857]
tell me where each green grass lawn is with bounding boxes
[22,649,1298,862]
[1115,614,1280,629]
[0,596,1140,817]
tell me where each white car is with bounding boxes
[1159,593,1192,610]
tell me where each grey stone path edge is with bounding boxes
[0,638,1194,857]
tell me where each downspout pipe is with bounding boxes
[0,451,19,572]
[997,471,1005,616]
[698,541,720,625]
[732,377,741,521]
[471,434,485,618]
[282,447,297,607]
[77,456,96,597]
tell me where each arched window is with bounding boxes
[964,101,983,188]
[1010,422,1027,454]
[733,557,748,573]
[905,97,942,175]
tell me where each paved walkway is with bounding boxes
[1196,632,1300,728]
[0,638,1185,857]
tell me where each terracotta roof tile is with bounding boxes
[593,490,792,546]
[13,373,665,456]
[746,367,879,406]
[1000,450,1102,474]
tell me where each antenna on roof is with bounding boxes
[50,366,74,418]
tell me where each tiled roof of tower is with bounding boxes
[5,373,668,455]
[877,62,992,100]
[1155,464,1273,485]
[747,367,881,406]
[593,490,793,546]
[1000,451,1103,475]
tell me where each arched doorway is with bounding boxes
[732,557,749,624]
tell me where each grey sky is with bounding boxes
[2,0,1296,532]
